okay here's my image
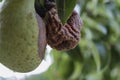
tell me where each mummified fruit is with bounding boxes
[0,0,46,72]
[45,7,83,50]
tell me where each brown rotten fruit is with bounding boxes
[45,7,83,51]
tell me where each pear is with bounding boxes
[0,0,46,72]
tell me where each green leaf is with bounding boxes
[89,41,101,71]
[79,39,101,72]
[95,42,111,72]
[66,45,83,62]
[36,0,44,7]
[69,62,83,80]
[55,0,77,24]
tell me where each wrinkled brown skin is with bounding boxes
[36,13,47,59]
[45,7,83,51]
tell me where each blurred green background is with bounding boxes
[0,0,120,80]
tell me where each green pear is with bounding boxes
[0,0,46,72]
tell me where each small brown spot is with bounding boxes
[27,12,33,20]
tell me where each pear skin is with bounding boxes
[0,0,45,72]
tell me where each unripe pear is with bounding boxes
[0,0,46,72]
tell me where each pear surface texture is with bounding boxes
[0,0,42,72]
